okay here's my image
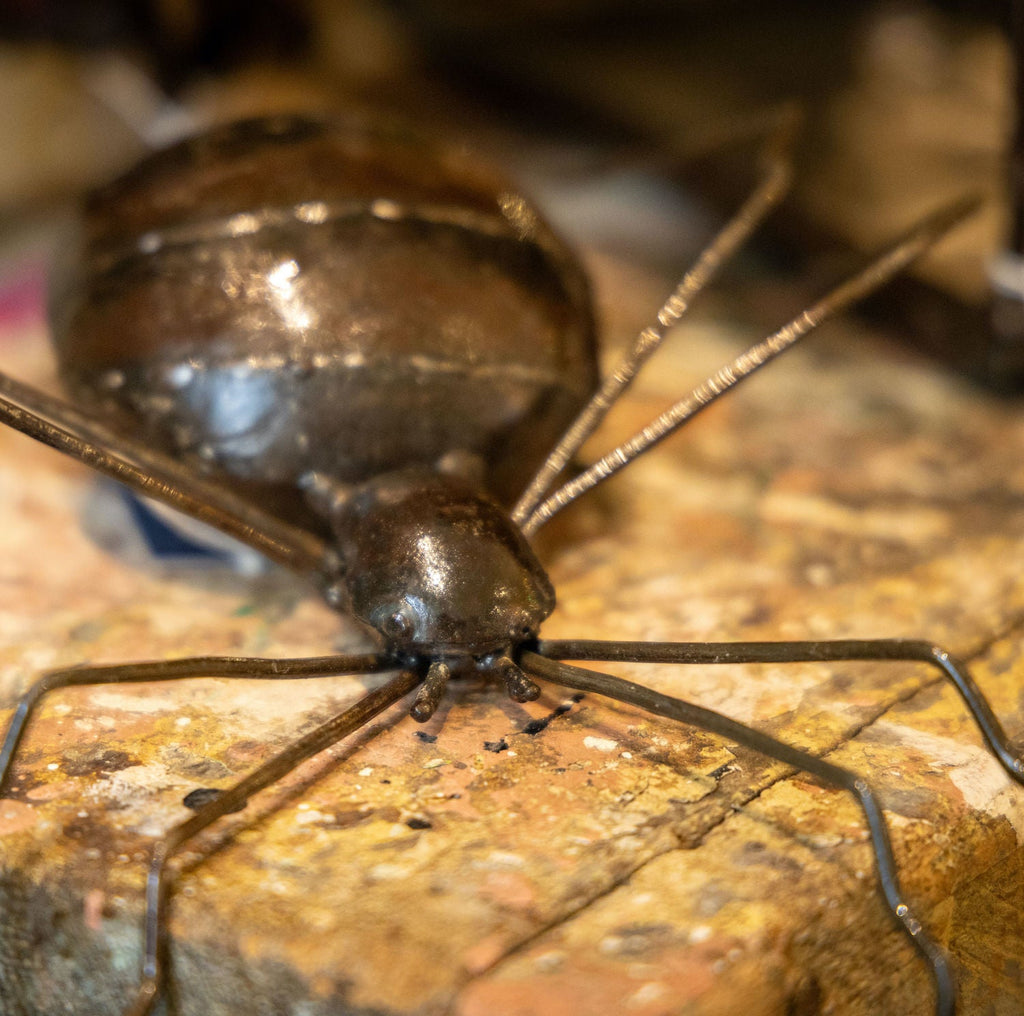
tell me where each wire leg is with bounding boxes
[0,651,398,795]
[521,650,954,1016]
[535,637,1024,783]
[510,136,792,526]
[522,197,978,535]
[120,667,420,1016]
[0,369,331,576]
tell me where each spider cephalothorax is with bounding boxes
[319,469,553,718]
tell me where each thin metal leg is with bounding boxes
[117,668,421,1016]
[510,135,792,527]
[0,651,397,794]
[0,369,331,577]
[535,637,1023,782]
[521,649,955,1016]
[521,198,979,535]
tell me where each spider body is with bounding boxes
[50,115,597,520]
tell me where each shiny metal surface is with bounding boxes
[51,115,598,511]
[332,469,554,655]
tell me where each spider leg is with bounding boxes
[1,653,417,1013]
[521,197,978,535]
[0,370,332,578]
[536,638,1023,783]
[520,649,955,1016]
[91,667,421,1016]
[0,651,399,794]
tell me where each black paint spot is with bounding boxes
[483,739,509,753]
[739,840,803,874]
[789,975,823,1016]
[522,693,584,735]
[414,731,438,743]
[406,817,432,830]
[183,787,247,813]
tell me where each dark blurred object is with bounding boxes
[52,115,598,515]
[384,0,1024,390]
[988,0,1024,384]
[3,0,1022,386]
[0,0,312,90]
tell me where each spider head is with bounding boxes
[324,470,554,659]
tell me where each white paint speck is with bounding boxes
[267,259,299,290]
[91,693,173,715]
[627,982,668,1007]
[166,363,194,387]
[534,951,565,972]
[484,851,525,869]
[100,369,126,390]
[227,213,260,236]
[584,735,619,752]
[295,808,330,826]
[368,863,408,881]
[295,201,329,224]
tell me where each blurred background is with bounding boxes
[0,0,1021,385]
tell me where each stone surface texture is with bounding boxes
[1,232,1023,1016]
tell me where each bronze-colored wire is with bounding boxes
[523,196,980,535]
[511,136,792,528]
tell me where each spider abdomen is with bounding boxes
[50,115,598,512]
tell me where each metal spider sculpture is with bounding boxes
[0,115,1016,1016]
